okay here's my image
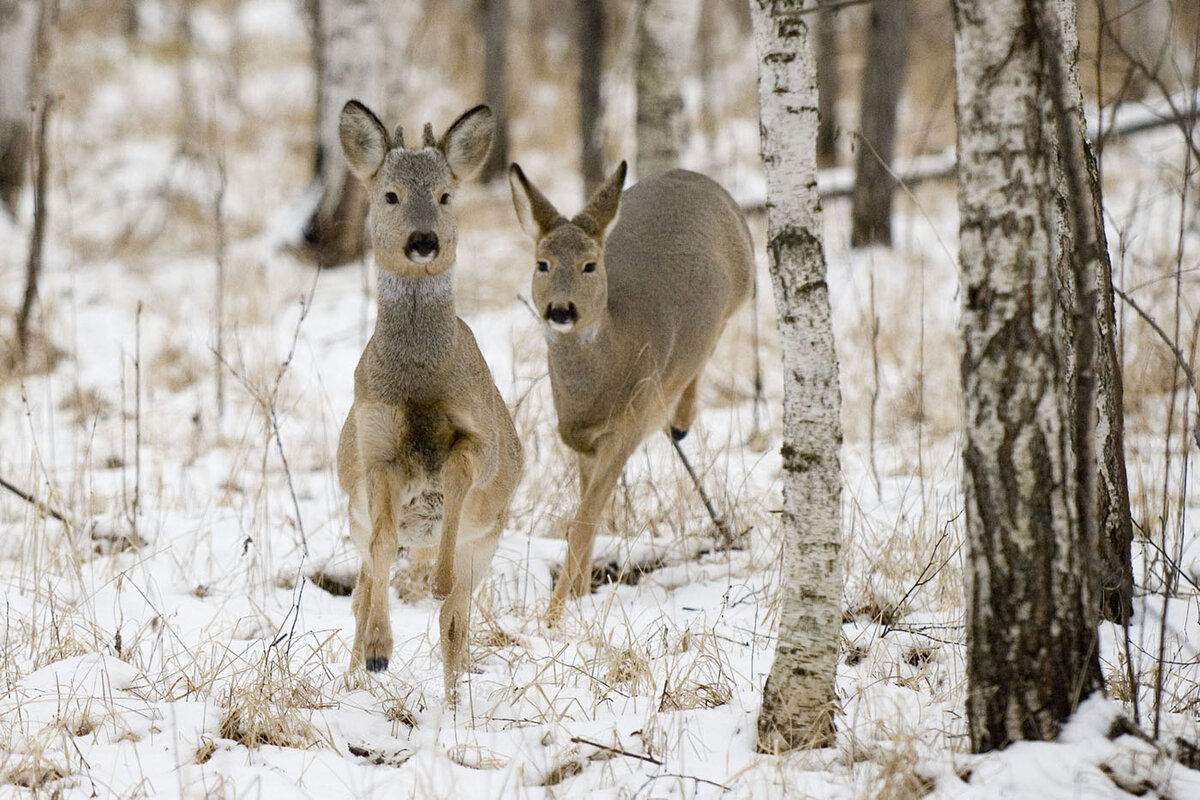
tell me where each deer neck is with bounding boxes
[544,310,617,396]
[368,268,458,384]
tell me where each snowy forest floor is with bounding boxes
[1,1,1199,798]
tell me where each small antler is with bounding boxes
[423,123,437,148]
[392,125,405,149]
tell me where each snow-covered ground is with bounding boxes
[1,1,1198,797]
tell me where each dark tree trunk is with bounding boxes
[478,0,508,183]
[577,0,605,197]
[815,0,839,167]
[850,0,910,248]
[953,0,1104,753]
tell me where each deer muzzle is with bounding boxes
[405,231,439,264]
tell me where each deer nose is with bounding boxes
[405,231,439,263]
[545,302,578,327]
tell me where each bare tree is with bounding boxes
[635,0,699,179]
[478,0,508,183]
[302,0,416,267]
[953,0,1104,752]
[577,0,605,196]
[749,0,843,752]
[0,0,38,218]
[849,0,910,248]
[815,0,840,167]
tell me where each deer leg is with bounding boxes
[349,561,370,670]
[548,440,634,621]
[360,464,402,672]
[432,444,477,600]
[440,528,500,704]
[669,376,700,442]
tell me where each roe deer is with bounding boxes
[336,100,522,701]
[508,162,753,620]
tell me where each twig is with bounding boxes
[569,736,662,766]
[669,436,732,547]
[1113,285,1200,451]
[0,474,72,527]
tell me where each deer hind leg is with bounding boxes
[669,376,700,441]
[440,528,500,704]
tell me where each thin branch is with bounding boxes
[669,435,733,547]
[569,736,662,766]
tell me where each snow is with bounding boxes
[1,1,1198,798]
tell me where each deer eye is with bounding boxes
[384,191,399,204]
[582,261,597,273]
[440,192,451,205]
[536,260,550,273]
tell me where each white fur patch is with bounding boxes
[377,269,454,303]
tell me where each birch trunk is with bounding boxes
[749,0,843,753]
[1052,0,1133,625]
[953,0,1103,752]
[577,0,605,196]
[849,0,909,248]
[0,0,38,217]
[635,0,699,179]
[303,0,415,266]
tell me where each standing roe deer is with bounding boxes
[336,100,522,701]
[508,162,753,620]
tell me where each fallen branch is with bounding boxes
[740,87,1200,207]
[0,474,72,527]
[569,736,662,766]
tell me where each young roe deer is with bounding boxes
[336,100,522,700]
[508,162,754,620]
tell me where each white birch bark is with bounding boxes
[953,0,1103,752]
[749,0,843,753]
[0,0,38,217]
[635,0,699,179]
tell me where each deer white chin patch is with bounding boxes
[547,319,576,333]
[408,251,435,265]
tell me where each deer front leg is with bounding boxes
[358,463,403,672]
[547,437,635,622]
[669,376,700,441]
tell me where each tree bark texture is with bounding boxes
[0,0,38,218]
[304,0,415,266]
[814,0,839,167]
[577,0,605,197]
[635,0,699,179]
[479,0,508,183]
[849,0,910,248]
[1049,0,1133,625]
[749,0,843,754]
[952,0,1104,753]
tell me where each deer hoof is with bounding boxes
[365,656,389,673]
[669,426,688,442]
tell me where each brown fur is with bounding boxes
[337,100,521,701]
[509,162,753,621]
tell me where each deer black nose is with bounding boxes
[405,231,439,262]
[546,303,578,326]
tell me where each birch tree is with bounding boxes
[749,0,843,752]
[849,0,910,247]
[953,0,1103,751]
[302,0,416,266]
[0,0,38,218]
[635,0,699,178]
[1052,0,1133,625]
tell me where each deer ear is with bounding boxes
[509,163,566,239]
[339,100,390,180]
[439,105,494,181]
[576,160,626,240]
